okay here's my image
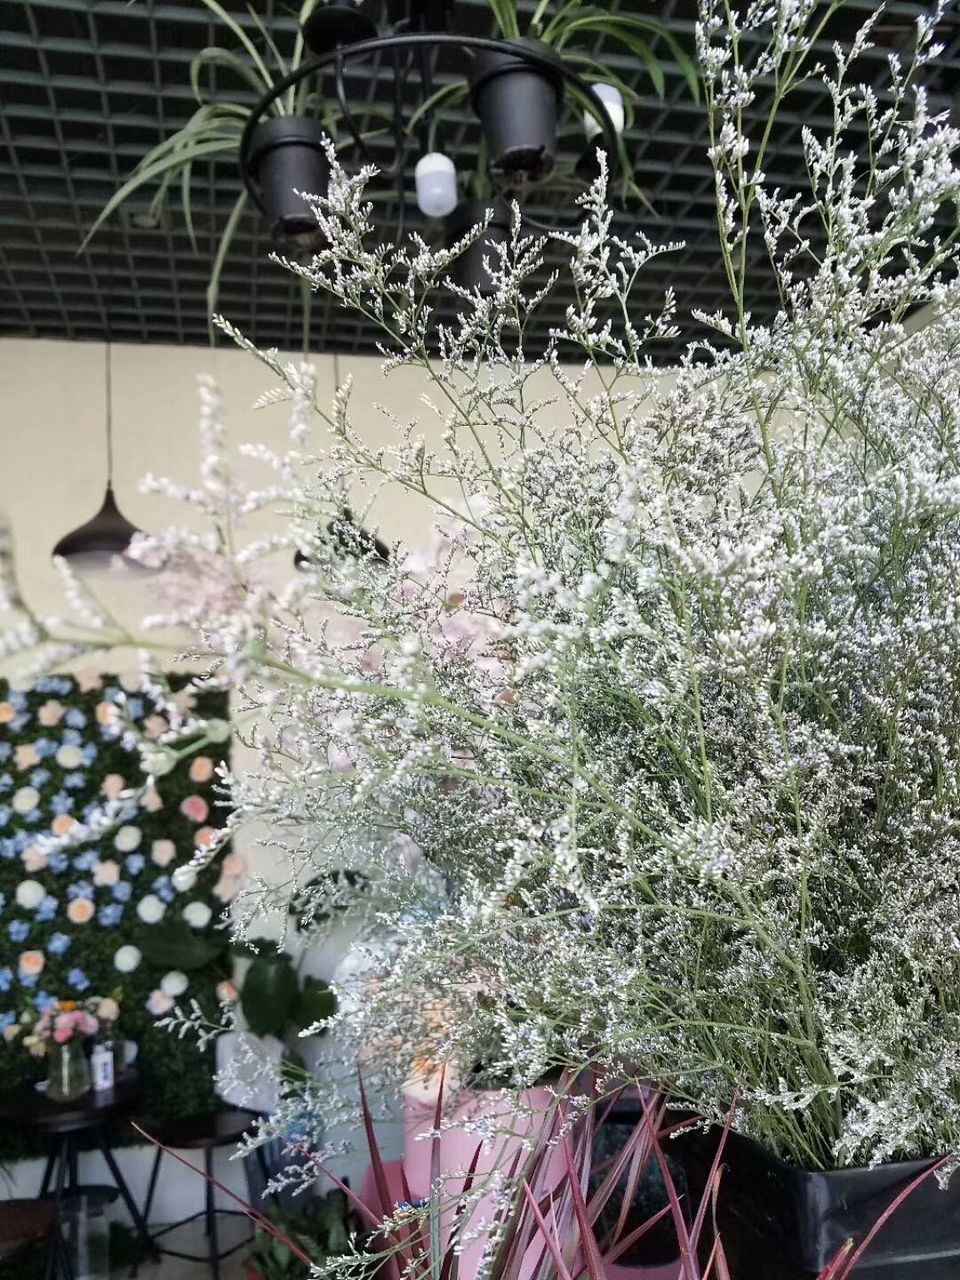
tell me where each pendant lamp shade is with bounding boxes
[52,482,144,574]
[52,345,148,575]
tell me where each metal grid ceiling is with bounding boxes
[1,0,958,360]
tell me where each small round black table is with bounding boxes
[0,1073,151,1255]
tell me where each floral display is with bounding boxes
[4,0,960,1198]
[0,674,232,1147]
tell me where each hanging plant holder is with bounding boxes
[247,117,330,241]
[468,39,565,184]
[445,198,512,294]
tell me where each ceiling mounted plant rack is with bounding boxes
[87,0,698,306]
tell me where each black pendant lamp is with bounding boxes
[53,344,147,575]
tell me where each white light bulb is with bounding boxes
[415,152,458,219]
[584,83,625,141]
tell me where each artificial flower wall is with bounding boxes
[0,672,236,1154]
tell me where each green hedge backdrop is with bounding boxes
[0,672,232,1158]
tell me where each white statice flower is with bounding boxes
[8,0,960,1181]
[183,900,212,929]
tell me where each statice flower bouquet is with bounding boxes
[4,0,960,1177]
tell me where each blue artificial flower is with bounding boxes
[125,697,144,720]
[72,850,98,872]
[0,807,11,829]
[47,851,68,874]
[119,801,138,822]
[7,690,26,711]
[65,709,87,729]
[29,768,51,788]
[35,895,58,923]
[7,920,29,943]
[103,686,121,703]
[0,967,12,992]
[33,738,55,759]
[12,832,30,854]
[21,808,41,826]
[67,968,90,993]
[9,715,29,733]
[53,678,72,697]
[66,881,93,901]
[152,876,175,904]
[82,743,99,764]
[0,839,14,861]
[112,881,132,904]
[124,854,145,876]
[31,678,55,695]
[0,1012,14,1032]
[33,992,57,1013]
[63,771,87,790]
[51,792,74,816]
[61,728,82,747]
[0,772,12,793]
[47,932,71,956]
[0,743,11,761]
[97,903,123,927]
[19,974,38,989]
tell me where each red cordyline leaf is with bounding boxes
[130,1122,313,1266]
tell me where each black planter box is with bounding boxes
[681,1129,959,1279]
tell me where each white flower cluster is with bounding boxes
[6,1,960,1173]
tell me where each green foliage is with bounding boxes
[0,675,231,1160]
[248,1193,356,1280]
[239,945,337,1038]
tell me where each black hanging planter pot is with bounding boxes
[248,116,330,242]
[680,1128,960,1280]
[445,198,512,294]
[469,38,564,183]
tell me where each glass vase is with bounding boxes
[47,1040,92,1103]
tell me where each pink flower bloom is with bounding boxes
[142,787,164,813]
[37,700,65,727]
[21,845,47,873]
[180,795,209,823]
[145,990,174,1017]
[101,774,127,800]
[221,852,246,879]
[67,898,94,925]
[189,756,214,783]
[14,744,39,770]
[18,950,45,976]
[144,714,169,740]
[93,859,121,887]
[151,839,176,868]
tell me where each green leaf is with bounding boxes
[206,188,248,338]
[488,0,521,39]
[190,45,277,108]
[240,950,299,1038]
[81,137,238,250]
[139,919,230,970]
[296,976,337,1032]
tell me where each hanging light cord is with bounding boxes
[104,341,114,486]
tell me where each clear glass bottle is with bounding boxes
[47,1039,92,1103]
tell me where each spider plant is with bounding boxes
[82,0,343,321]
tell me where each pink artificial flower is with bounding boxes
[67,898,94,925]
[51,814,77,838]
[142,787,164,813]
[37,700,65,727]
[144,715,169,741]
[101,774,127,801]
[14,744,39,770]
[145,990,174,1017]
[188,756,214,784]
[93,859,120,887]
[22,845,47,873]
[180,795,209,824]
[18,950,45,977]
[95,701,118,727]
[75,669,102,693]
[221,852,246,879]
[193,826,217,849]
[151,839,176,868]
